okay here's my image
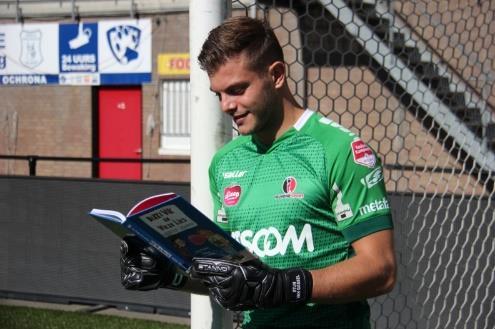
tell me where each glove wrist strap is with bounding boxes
[283,268,313,304]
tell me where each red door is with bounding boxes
[98,87,142,180]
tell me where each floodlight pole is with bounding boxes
[189,1,233,329]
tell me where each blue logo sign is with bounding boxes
[0,32,5,49]
[0,32,6,69]
[59,23,98,73]
[106,25,141,64]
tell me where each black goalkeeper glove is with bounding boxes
[120,235,187,291]
[190,257,312,311]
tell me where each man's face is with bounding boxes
[209,54,281,137]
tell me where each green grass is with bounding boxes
[0,305,189,329]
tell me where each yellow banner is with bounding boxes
[158,53,190,76]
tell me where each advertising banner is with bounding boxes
[0,19,151,86]
[158,53,190,76]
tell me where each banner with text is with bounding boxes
[0,19,151,86]
[158,53,190,76]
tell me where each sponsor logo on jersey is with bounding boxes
[351,139,376,168]
[283,176,297,193]
[332,183,353,221]
[224,185,241,206]
[359,197,390,216]
[231,224,314,258]
[223,170,247,179]
[361,167,384,188]
[275,176,304,199]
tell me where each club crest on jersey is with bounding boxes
[351,139,376,168]
[224,185,241,207]
[283,176,297,193]
[275,176,304,199]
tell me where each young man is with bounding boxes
[120,16,396,328]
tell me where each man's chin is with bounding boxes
[237,130,251,136]
[235,125,253,136]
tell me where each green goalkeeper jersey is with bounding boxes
[208,110,393,329]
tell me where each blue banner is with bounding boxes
[59,23,98,74]
[0,19,151,86]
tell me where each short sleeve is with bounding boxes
[329,138,393,243]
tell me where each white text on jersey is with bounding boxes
[359,197,390,216]
[231,224,314,257]
[223,170,247,179]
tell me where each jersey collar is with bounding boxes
[294,109,315,131]
[252,109,315,153]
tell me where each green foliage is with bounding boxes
[0,305,189,329]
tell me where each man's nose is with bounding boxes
[221,96,236,113]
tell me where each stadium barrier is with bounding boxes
[0,176,191,317]
[2,176,493,327]
[0,155,189,177]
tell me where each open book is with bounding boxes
[89,193,255,272]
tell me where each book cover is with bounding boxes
[89,193,255,272]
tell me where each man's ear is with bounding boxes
[268,61,286,89]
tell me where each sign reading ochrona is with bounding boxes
[0,19,151,86]
[141,205,198,238]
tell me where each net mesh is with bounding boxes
[232,0,495,328]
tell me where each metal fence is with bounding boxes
[231,0,495,328]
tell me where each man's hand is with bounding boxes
[190,258,312,311]
[120,235,186,291]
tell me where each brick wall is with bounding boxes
[0,86,92,176]
[0,7,489,194]
[0,13,191,182]
[142,13,191,182]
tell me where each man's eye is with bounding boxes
[215,92,222,100]
[231,87,245,95]
[227,84,248,96]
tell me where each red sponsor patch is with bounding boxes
[351,140,376,168]
[224,185,241,206]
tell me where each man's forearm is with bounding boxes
[310,229,396,303]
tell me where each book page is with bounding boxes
[89,209,126,223]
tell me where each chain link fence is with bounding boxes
[232,0,495,328]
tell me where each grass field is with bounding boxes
[0,305,189,329]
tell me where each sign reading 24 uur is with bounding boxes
[0,19,151,86]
